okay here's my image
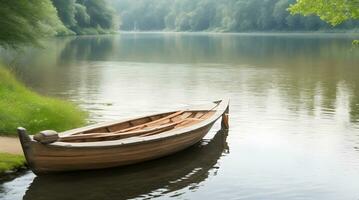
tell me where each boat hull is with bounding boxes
[28,124,214,174]
[18,99,229,174]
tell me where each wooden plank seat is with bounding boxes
[78,111,186,135]
[59,117,203,142]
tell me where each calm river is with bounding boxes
[1,33,359,200]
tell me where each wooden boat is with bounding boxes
[24,130,229,199]
[18,99,229,174]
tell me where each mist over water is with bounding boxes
[1,33,359,200]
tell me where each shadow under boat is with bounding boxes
[23,129,229,200]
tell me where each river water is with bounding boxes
[1,33,359,200]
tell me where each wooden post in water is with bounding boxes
[221,105,229,130]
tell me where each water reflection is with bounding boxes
[2,33,359,123]
[23,130,229,200]
[55,33,359,65]
[58,36,117,63]
[1,33,359,199]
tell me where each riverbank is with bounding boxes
[0,65,86,176]
[0,137,26,179]
[0,65,87,136]
[0,153,25,173]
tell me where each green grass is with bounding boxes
[0,153,25,174]
[0,65,87,136]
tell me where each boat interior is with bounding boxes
[59,110,215,143]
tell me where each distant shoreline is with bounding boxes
[53,31,359,39]
[116,30,359,34]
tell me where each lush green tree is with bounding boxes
[74,3,91,27]
[273,0,291,29]
[256,0,276,30]
[289,0,359,44]
[288,0,359,26]
[50,0,118,34]
[0,0,67,48]
[84,0,116,29]
[233,0,258,30]
[51,0,77,28]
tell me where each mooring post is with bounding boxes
[221,105,229,130]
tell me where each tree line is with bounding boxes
[1,0,357,48]
[52,0,119,35]
[0,0,118,47]
[113,0,358,31]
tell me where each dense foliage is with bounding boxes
[51,0,119,35]
[289,0,359,45]
[289,0,359,26]
[0,0,68,48]
[0,0,118,47]
[113,0,359,31]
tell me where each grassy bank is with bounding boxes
[0,153,25,174]
[0,65,87,136]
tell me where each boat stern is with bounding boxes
[212,99,229,130]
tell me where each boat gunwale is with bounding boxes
[30,99,229,148]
